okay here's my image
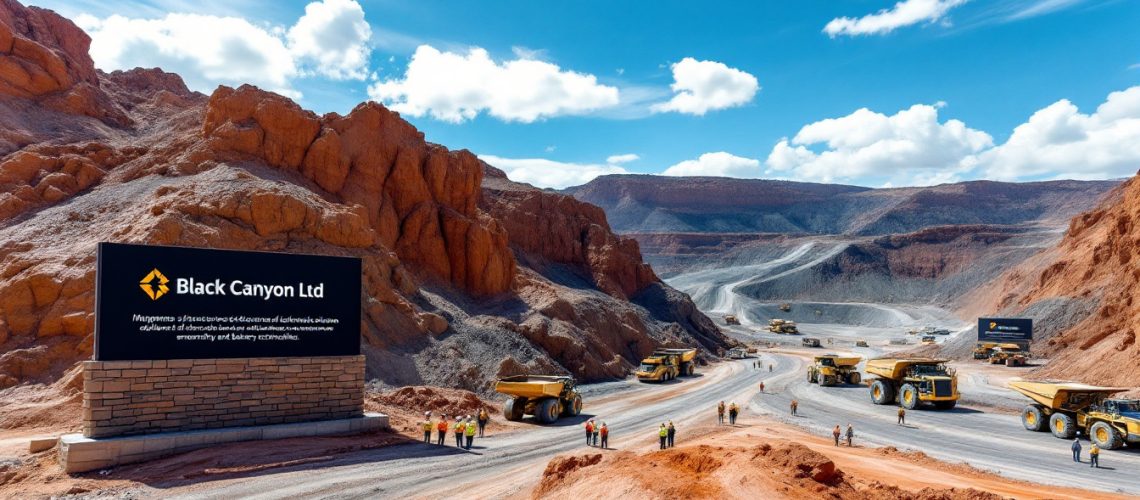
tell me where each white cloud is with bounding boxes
[1007,0,1085,20]
[79,13,301,97]
[478,155,628,189]
[764,103,992,185]
[662,152,761,177]
[606,153,640,164]
[824,0,968,38]
[979,86,1140,180]
[368,45,619,123]
[75,0,376,98]
[287,0,372,80]
[651,58,759,115]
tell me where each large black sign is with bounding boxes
[977,317,1032,343]
[95,243,361,361]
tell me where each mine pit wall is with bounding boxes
[82,355,364,438]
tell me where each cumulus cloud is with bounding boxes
[606,153,640,164]
[651,58,759,115]
[824,0,968,37]
[662,152,761,177]
[478,155,628,189]
[978,85,1140,180]
[764,103,992,185]
[287,0,372,80]
[368,46,620,123]
[75,0,374,99]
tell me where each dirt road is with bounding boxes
[750,351,1140,496]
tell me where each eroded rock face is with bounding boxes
[0,0,726,391]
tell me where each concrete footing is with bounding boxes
[59,412,389,473]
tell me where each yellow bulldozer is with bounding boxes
[865,358,959,410]
[1009,381,1140,450]
[495,375,583,424]
[636,348,698,382]
[807,355,862,386]
[768,319,799,334]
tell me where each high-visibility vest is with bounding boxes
[586,423,594,433]
[600,426,608,437]
[465,422,477,436]
[454,422,465,433]
[438,421,448,431]
[422,421,432,431]
[658,427,667,437]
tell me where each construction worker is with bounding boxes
[592,420,601,446]
[477,408,490,437]
[667,421,676,448]
[599,422,609,449]
[421,417,432,443]
[790,399,798,416]
[728,402,739,425]
[1089,443,1100,468]
[769,363,773,373]
[1072,438,1082,462]
[585,419,595,446]
[658,423,668,450]
[453,417,465,447]
[832,425,841,447]
[845,424,854,447]
[758,381,765,393]
[436,415,448,445]
[897,407,906,425]
[464,417,477,449]
[717,401,726,425]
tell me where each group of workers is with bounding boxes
[716,401,741,425]
[657,421,677,449]
[832,424,855,447]
[583,419,610,449]
[1071,439,1101,468]
[420,408,491,450]
[753,361,773,372]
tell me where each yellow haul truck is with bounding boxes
[865,358,959,410]
[988,344,1028,367]
[768,319,799,334]
[495,375,583,424]
[972,342,998,359]
[1009,381,1140,449]
[807,355,862,386]
[636,348,698,382]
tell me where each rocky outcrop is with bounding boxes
[0,0,727,392]
[984,176,1140,386]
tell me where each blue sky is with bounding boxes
[36,0,1140,188]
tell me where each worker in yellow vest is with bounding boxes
[421,418,432,443]
[658,423,668,450]
[465,418,477,449]
[453,418,465,447]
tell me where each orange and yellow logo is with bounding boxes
[989,321,997,330]
[140,269,169,300]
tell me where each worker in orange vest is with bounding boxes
[436,415,448,445]
[584,419,596,446]
[453,417,465,447]
[599,422,609,449]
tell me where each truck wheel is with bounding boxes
[933,400,957,410]
[1005,358,1017,367]
[847,372,861,385]
[807,370,816,384]
[870,380,894,405]
[563,394,583,417]
[504,397,526,421]
[899,384,920,410]
[537,398,560,424]
[1021,405,1047,431]
[821,375,834,387]
[1090,421,1124,450]
[1049,413,1076,439]
[686,363,695,377]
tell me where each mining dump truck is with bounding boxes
[779,303,792,312]
[972,342,998,359]
[802,338,821,348]
[865,358,959,410]
[723,315,741,325]
[988,344,1028,366]
[855,339,869,347]
[921,335,937,345]
[807,355,862,386]
[636,348,698,382]
[495,375,582,424]
[768,319,799,334]
[1009,381,1140,449]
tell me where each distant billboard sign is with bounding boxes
[977,317,1032,343]
[95,243,361,361]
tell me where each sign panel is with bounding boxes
[977,317,1032,343]
[95,243,361,361]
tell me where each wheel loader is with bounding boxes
[768,319,799,334]
[495,375,582,424]
[636,348,698,382]
[807,355,862,386]
[865,358,959,410]
[1009,381,1140,450]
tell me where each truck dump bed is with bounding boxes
[654,348,697,362]
[817,356,861,367]
[1007,381,1126,411]
[494,375,568,399]
[865,358,948,379]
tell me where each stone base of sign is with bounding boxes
[29,436,58,453]
[59,412,388,473]
[83,355,365,438]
